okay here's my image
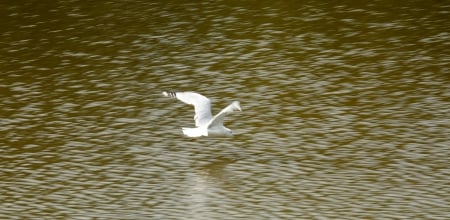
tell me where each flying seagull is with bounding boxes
[162,91,241,137]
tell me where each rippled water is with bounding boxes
[1,0,449,219]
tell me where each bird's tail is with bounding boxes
[182,127,206,138]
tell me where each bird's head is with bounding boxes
[223,128,234,137]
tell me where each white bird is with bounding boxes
[162,91,242,138]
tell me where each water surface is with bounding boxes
[1,0,449,219]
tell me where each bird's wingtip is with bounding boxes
[162,91,177,98]
[233,101,242,111]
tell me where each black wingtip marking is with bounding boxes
[163,91,177,98]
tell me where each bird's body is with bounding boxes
[162,91,241,138]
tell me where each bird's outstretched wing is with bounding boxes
[163,91,213,127]
[207,101,241,128]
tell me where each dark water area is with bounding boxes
[1,0,449,219]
